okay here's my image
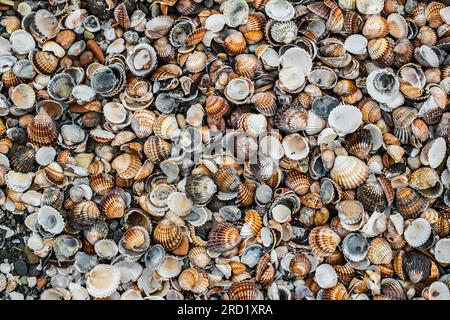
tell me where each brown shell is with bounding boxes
[114,3,130,29]
[285,171,312,196]
[208,223,241,253]
[237,179,256,207]
[395,186,429,219]
[378,278,407,300]
[99,188,127,219]
[255,253,275,286]
[43,162,65,186]
[186,27,206,47]
[143,136,171,163]
[334,264,356,286]
[27,111,59,146]
[300,192,322,209]
[122,227,146,250]
[111,153,142,180]
[30,51,59,76]
[188,246,211,268]
[289,252,311,277]
[356,180,387,212]
[243,209,262,236]
[309,226,341,257]
[153,220,183,251]
[362,15,390,40]
[150,64,182,81]
[235,54,261,79]
[70,200,101,229]
[343,10,364,34]
[251,92,277,117]
[368,37,395,67]
[425,1,445,28]
[154,37,176,62]
[56,30,76,50]
[2,69,23,88]
[275,104,308,133]
[230,261,247,275]
[344,129,373,160]
[205,95,231,119]
[367,237,393,265]
[224,32,247,56]
[228,280,260,300]
[359,98,381,124]
[214,166,240,193]
[89,173,115,196]
[321,282,349,300]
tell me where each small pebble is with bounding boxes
[14,260,28,276]
[0,262,11,274]
[27,276,37,288]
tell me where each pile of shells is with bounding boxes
[0,0,449,301]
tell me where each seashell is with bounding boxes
[289,252,311,277]
[228,280,261,300]
[86,264,121,298]
[255,253,275,286]
[111,153,141,180]
[308,67,338,90]
[395,187,428,219]
[185,174,217,205]
[387,13,408,39]
[344,129,372,160]
[153,114,180,140]
[363,15,389,40]
[143,136,171,163]
[99,188,127,219]
[9,145,37,173]
[37,205,65,235]
[309,226,341,257]
[224,32,247,56]
[153,220,183,251]
[425,1,445,28]
[395,251,431,284]
[178,268,209,293]
[43,162,66,186]
[169,19,195,48]
[367,237,393,265]
[208,223,241,253]
[328,104,362,136]
[89,173,115,196]
[341,233,369,263]
[188,246,211,268]
[30,51,59,76]
[356,180,387,213]
[225,77,254,104]
[126,44,158,77]
[10,30,36,55]
[11,83,35,110]
[156,255,183,279]
[285,171,311,196]
[48,73,75,102]
[321,282,349,300]
[119,226,150,258]
[146,16,174,39]
[275,104,307,133]
[185,51,207,73]
[114,3,130,30]
[331,156,369,190]
[265,0,295,22]
[434,239,450,264]
[403,218,432,248]
[237,180,256,207]
[315,264,338,289]
[221,0,249,27]
[241,209,262,237]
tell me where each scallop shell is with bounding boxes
[228,280,261,300]
[30,51,59,76]
[367,237,393,265]
[289,252,311,277]
[403,218,432,248]
[395,186,429,219]
[328,104,362,136]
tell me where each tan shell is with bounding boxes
[153,220,183,251]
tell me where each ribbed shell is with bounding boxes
[289,252,311,277]
[228,280,260,300]
[237,179,256,207]
[153,220,183,251]
[330,156,369,190]
[27,111,59,146]
[99,188,127,219]
[395,186,429,218]
[143,136,171,163]
[214,166,240,193]
[251,92,277,116]
[309,226,341,257]
[356,181,387,212]
[205,95,230,119]
[9,145,37,173]
[70,200,100,229]
[243,209,262,236]
[285,171,312,195]
[111,153,142,180]
[184,174,217,205]
[30,51,59,75]
[367,237,393,265]
[344,129,373,160]
[89,173,115,196]
[235,54,261,79]
[188,246,211,268]
[359,98,381,123]
[395,251,431,284]
[131,110,156,138]
[321,282,349,300]
[379,278,407,300]
[334,264,355,286]
[208,223,241,253]
[114,3,130,29]
[275,104,308,133]
[255,253,275,286]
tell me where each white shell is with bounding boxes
[314,264,338,289]
[36,146,57,166]
[282,133,309,160]
[271,204,291,223]
[356,0,384,15]
[366,69,401,104]
[94,239,119,259]
[361,211,387,238]
[37,205,65,235]
[434,239,450,264]
[205,14,226,33]
[72,85,96,102]
[265,0,295,22]
[280,47,312,75]
[278,67,306,93]
[404,218,431,248]
[344,34,368,55]
[428,281,450,300]
[10,30,36,55]
[427,137,446,169]
[221,0,249,28]
[328,104,362,136]
[259,135,284,160]
[317,128,337,145]
[86,264,121,298]
[167,192,193,217]
[364,124,384,151]
[156,256,183,278]
[103,102,128,124]
[5,171,34,193]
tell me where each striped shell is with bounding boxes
[153,220,183,251]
